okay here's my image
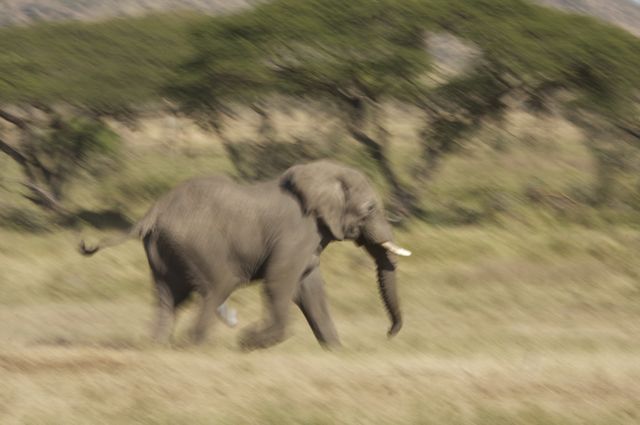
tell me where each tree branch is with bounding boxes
[21,182,71,216]
[1,138,68,215]
[0,137,29,166]
[616,124,640,140]
[0,108,30,130]
[346,125,420,217]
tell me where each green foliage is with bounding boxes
[169,0,431,110]
[0,14,199,113]
[166,12,274,116]
[263,0,430,98]
[0,204,50,232]
[424,0,640,117]
[225,138,329,181]
[169,0,640,117]
[223,133,383,185]
[2,0,640,224]
[0,0,638,119]
[33,116,122,195]
[46,116,121,162]
[168,0,640,205]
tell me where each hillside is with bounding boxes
[0,0,252,27]
[537,0,640,35]
[0,0,639,36]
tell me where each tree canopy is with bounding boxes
[166,0,640,214]
[170,0,640,116]
[0,14,201,114]
[1,0,640,218]
[0,0,637,120]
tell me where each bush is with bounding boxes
[225,137,330,181]
[0,205,50,232]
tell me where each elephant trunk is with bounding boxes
[359,215,409,337]
[364,243,403,337]
[378,251,403,337]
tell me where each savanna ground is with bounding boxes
[2,107,640,424]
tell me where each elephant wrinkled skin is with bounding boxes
[79,160,410,350]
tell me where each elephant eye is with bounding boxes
[361,200,376,217]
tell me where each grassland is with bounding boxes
[2,222,640,424]
[2,106,640,424]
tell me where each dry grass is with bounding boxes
[2,107,640,424]
[2,222,640,424]
[2,345,639,424]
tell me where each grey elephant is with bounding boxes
[79,160,411,350]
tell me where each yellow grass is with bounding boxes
[2,107,640,424]
[2,223,640,424]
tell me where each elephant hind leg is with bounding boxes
[190,269,240,345]
[150,279,176,344]
[295,268,341,350]
[144,233,194,344]
[191,289,224,345]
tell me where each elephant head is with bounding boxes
[281,160,411,337]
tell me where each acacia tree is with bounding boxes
[0,16,188,221]
[415,0,640,192]
[1,0,638,220]
[0,106,121,217]
[169,0,432,217]
[171,0,640,217]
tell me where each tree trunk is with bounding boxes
[343,99,421,219]
[0,108,70,217]
[347,127,420,217]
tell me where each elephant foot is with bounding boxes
[150,325,173,347]
[149,331,173,349]
[238,324,287,351]
[320,339,342,351]
[149,338,170,348]
[190,328,212,346]
[217,303,238,328]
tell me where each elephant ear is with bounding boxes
[281,163,347,240]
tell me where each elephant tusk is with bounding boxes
[217,302,238,328]
[381,241,412,257]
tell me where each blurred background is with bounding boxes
[1,0,640,424]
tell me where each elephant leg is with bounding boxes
[295,268,341,349]
[191,289,225,345]
[217,300,238,327]
[151,280,175,344]
[239,269,300,351]
[144,233,193,345]
[190,268,238,344]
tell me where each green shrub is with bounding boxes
[0,205,50,232]
[226,137,330,181]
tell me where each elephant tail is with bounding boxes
[78,205,159,256]
[78,232,135,256]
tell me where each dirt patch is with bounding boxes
[0,350,133,373]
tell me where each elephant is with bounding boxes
[79,160,411,350]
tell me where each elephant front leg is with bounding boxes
[295,268,341,350]
[239,272,299,351]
